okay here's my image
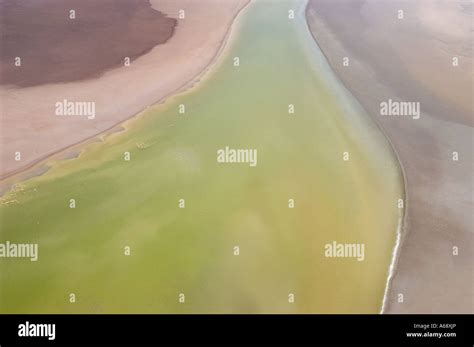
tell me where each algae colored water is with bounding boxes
[0,0,403,313]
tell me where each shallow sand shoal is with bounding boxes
[0,0,250,179]
[307,0,473,313]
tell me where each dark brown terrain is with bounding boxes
[0,0,176,87]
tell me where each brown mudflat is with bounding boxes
[307,0,473,313]
[0,0,176,87]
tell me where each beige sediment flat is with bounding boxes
[306,0,473,313]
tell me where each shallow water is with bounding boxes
[0,0,403,313]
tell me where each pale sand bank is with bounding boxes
[0,0,250,180]
[307,0,473,313]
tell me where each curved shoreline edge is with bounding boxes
[0,0,252,190]
[303,3,409,314]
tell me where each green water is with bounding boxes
[0,0,403,313]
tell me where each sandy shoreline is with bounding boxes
[307,0,473,313]
[0,0,250,183]
[306,13,407,315]
[304,3,409,314]
[0,1,250,196]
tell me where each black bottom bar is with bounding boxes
[0,314,472,345]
